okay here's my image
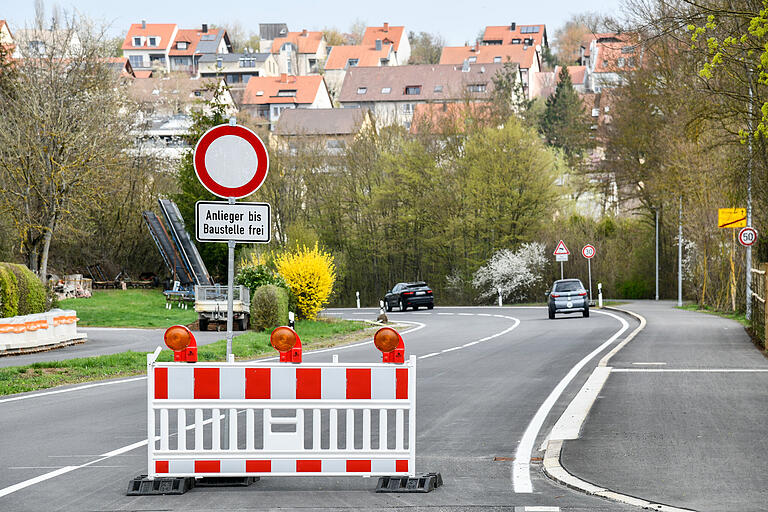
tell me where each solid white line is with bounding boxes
[419,352,440,359]
[546,366,612,442]
[612,368,768,373]
[0,377,147,405]
[441,347,461,353]
[0,466,78,498]
[513,310,628,493]
[462,341,480,347]
[100,439,148,457]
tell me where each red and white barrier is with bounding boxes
[146,352,417,478]
[0,309,83,353]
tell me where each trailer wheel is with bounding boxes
[198,318,208,331]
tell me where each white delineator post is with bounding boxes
[356,291,361,309]
[498,288,503,307]
[598,283,603,308]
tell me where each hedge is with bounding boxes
[250,284,289,332]
[0,263,47,317]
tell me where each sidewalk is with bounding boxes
[560,301,768,511]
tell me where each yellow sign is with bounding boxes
[718,208,747,228]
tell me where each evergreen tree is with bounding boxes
[540,66,591,167]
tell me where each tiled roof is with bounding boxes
[592,32,638,73]
[439,43,536,69]
[482,24,546,47]
[134,70,153,79]
[242,75,324,105]
[128,76,222,106]
[338,63,507,103]
[270,30,323,54]
[122,23,177,50]
[275,108,366,135]
[362,24,405,52]
[169,29,203,56]
[410,102,492,133]
[325,43,392,70]
[555,65,586,85]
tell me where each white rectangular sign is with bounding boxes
[195,201,271,243]
[555,254,568,262]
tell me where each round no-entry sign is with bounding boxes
[738,227,758,247]
[193,124,269,199]
[582,244,596,259]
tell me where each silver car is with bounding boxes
[547,279,589,319]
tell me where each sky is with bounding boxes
[4,0,626,46]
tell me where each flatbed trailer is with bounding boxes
[194,285,250,331]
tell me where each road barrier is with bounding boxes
[129,325,440,495]
[750,263,766,348]
[0,309,83,353]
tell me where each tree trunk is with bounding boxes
[39,212,58,283]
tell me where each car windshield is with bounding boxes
[554,281,583,292]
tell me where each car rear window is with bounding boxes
[407,282,427,288]
[554,281,583,292]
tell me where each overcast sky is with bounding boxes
[5,0,626,46]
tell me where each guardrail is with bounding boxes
[0,309,84,353]
[750,264,766,348]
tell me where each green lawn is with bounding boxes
[0,318,369,396]
[60,289,197,328]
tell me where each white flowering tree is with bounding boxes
[473,243,548,302]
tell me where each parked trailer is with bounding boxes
[194,285,250,331]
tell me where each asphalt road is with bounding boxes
[0,306,640,511]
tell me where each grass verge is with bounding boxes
[60,289,196,328]
[0,319,370,396]
[677,303,748,327]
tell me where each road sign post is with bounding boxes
[554,240,570,280]
[582,245,596,302]
[193,118,270,361]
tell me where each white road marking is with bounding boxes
[513,310,629,493]
[441,347,461,353]
[462,341,480,347]
[612,368,768,373]
[0,377,146,405]
[525,507,560,511]
[458,313,474,316]
[437,312,454,315]
[0,466,79,498]
[419,352,440,359]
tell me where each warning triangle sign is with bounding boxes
[553,240,570,255]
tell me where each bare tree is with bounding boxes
[0,10,132,279]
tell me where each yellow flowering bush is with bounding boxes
[275,244,336,320]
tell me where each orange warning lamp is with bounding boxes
[374,327,404,363]
[271,326,302,363]
[164,325,197,362]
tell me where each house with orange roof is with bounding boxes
[241,73,332,130]
[583,32,639,92]
[270,29,326,76]
[532,65,588,98]
[0,19,15,59]
[440,23,547,100]
[361,23,410,65]
[324,40,396,99]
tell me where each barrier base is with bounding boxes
[197,476,258,487]
[126,475,194,495]
[375,472,443,493]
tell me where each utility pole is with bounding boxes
[678,196,683,307]
[655,208,659,301]
[746,68,754,320]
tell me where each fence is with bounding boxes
[146,351,417,478]
[750,263,767,348]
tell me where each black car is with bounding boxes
[384,282,434,311]
[547,279,589,319]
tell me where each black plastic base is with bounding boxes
[127,475,194,495]
[375,472,443,493]
[196,476,258,487]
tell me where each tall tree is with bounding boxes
[540,66,592,167]
[408,31,445,64]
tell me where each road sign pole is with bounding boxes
[655,208,659,301]
[747,70,754,320]
[588,258,592,303]
[678,196,683,307]
[560,261,563,280]
[226,197,235,362]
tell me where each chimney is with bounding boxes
[510,22,516,31]
[202,23,208,33]
[301,29,307,37]
[474,39,479,52]
[383,22,389,32]
[141,19,146,29]
[280,72,287,82]
[375,39,382,51]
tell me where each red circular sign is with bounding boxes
[193,124,269,199]
[582,244,596,259]
[738,227,758,247]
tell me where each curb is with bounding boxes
[542,306,697,512]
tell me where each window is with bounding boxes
[627,57,635,67]
[347,58,359,67]
[240,58,256,68]
[148,37,158,47]
[434,85,443,93]
[326,139,346,149]
[308,58,317,71]
[591,108,600,117]
[617,57,625,67]
[621,46,635,54]
[468,56,477,63]
[511,38,521,44]
[493,56,502,63]
[281,42,292,51]
[287,59,292,74]
[177,41,187,50]
[200,34,216,41]
[381,87,391,94]
[404,85,421,95]
[194,90,203,97]
[128,55,143,68]
[133,36,142,47]
[402,103,414,113]
[28,40,45,54]
[357,87,367,94]
[277,89,297,97]
[216,58,223,69]
[467,83,486,93]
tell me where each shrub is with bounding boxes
[250,284,289,331]
[7,264,47,315]
[236,263,297,316]
[275,244,336,320]
[0,264,19,318]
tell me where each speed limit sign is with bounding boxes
[738,227,758,247]
[582,244,596,259]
